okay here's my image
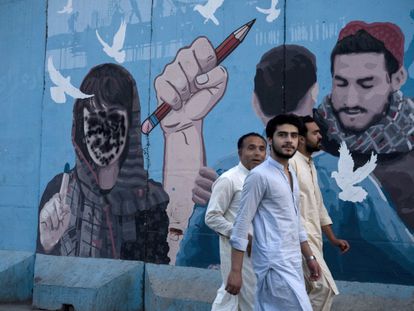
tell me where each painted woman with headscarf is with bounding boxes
[37,63,169,263]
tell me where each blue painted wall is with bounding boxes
[0,0,413,285]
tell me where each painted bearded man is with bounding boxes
[313,21,414,284]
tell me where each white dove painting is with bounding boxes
[331,141,377,203]
[47,56,93,104]
[57,0,73,14]
[96,19,127,63]
[194,0,224,26]
[256,0,281,23]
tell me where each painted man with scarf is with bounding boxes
[313,21,414,284]
[37,64,169,261]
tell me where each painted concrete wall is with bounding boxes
[1,0,413,287]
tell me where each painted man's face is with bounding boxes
[331,53,393,132]
[83,106,128,167]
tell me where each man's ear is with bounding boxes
[267,137,272,148]
[298,135,306,147]
[391,66,407,91]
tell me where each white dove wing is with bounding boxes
[50,87,67,103]
[112,20,127,51]
[350,153,377,184]
[206,0,224,13]
[272,0,279,8]
[96,30,110,49]
[64,82,93,99]
[256,6,271,14]
[47,56,68,87]
[57,0,72,13]
[337,142,355,175]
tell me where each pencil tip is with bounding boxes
[247,19,256,27]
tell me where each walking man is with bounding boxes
[226,114,321,311]
[205,133,266,310]
[290,116,350,310]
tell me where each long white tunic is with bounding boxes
[290,152,338,294]
[205,162,256,311]
[230,157,312,311]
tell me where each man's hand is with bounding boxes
[154,36,228,135]
[225,270,242,295]
[39,173,71,252]
[322,225,350,254]
[192,166,218,205]
[332,238,350,253]
[307,258,321,281]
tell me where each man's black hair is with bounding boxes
[298,115,315,137]
[265,114,301,138]
[237,132,266,150]
[254,45,317,117]
[331,29,399,76]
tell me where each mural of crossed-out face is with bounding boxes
[83,105,128,168]
[38,63,170,262]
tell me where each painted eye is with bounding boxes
[360,83,374,89]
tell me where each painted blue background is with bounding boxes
[0,0,413,284]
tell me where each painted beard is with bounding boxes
[271,142,297,159]
[83,108,128,167]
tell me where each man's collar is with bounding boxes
[238,162,250,174]
[267,156,285,170]
[296,150,312,162]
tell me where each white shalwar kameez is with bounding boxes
[205,162,256,311]
[230,157,312,311]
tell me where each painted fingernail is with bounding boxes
[196,73,209,85]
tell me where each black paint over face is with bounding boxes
[83,107,128,167]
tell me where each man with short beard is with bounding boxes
[290,116,350,311]
[226,114,321,311]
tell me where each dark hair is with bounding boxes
[78,63,134,120]
[254,45,317,117]
[331,30,399,76]
[237,132,266,149]
[265,114,301,138]
[73,64,136,166]
[298,115,315,136]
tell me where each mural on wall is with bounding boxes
[38,63,170,262]
[313,20,414,284]
[176,43,319,267]
[194,0,225,25]
[173,20,414,285]
[96,19,127,64]
[32,0,414,285]
[256,0,281,23]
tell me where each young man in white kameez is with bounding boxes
[226,114,321,311]
[206,133,267,311]
[290,116,350,311]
